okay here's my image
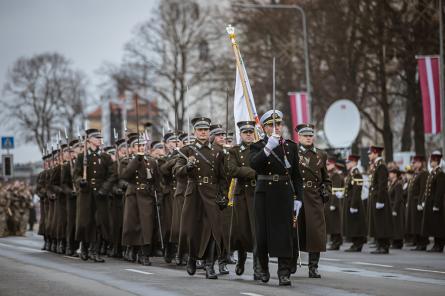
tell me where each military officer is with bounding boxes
[342,155,367,252]
[74,128,114,262]
[388,167,404,249]
[63,139,82,256]
[210,123,231,275]
[249,111,304,286]
[420,151,445,252]
[324,156,344,250]
[121,135,160,265]
[176,117,226,280]
[367,145,394,254]
[294,123,331,278]
[159,130,182,264]
[227,121,260,279]
[405,155,429,251]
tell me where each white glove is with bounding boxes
[376,202,385,209]
[349,208,358,214]
[433,206,440,212]
[294,200,302,217]
[335,191,344,199]
[422,202,425,208]
[417,204,423,211]
[329,205,336,211]
[265,134,280,151]
[392,211,397,216]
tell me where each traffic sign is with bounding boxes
[2,154,13,178]
[1,136,14,150]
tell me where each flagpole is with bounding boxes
[226,26,257,127]
[439,0,445,151]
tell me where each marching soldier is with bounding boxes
[227,121,260,279]
[74,128,114,262]
[121,135,160,265]
[63,139,82,256]
[159,130,182,263]
[0,184,10,237]
[420,151,445,252]
[342,155,367,252]
[210,123,231,275]
[325,156,344,250]
[295,123,331,278]
[405,155,429,251]
[48,149,60,252]
[173,133,195,265]
[249,111,304,286]
[36,155,49,249]
[367,145,394,254]
[108,139,127,258]
[176,117,226,280]
[388,168,405,249]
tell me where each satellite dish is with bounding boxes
[323,99,361,148]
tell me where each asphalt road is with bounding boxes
[0,232,444,296]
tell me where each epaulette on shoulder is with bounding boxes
[285,139,297,144]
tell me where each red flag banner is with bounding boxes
[289,92,310,141]
[417,55,442,134]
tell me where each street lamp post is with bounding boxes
[233,3,312,120]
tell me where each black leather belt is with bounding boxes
[257,174,289,182]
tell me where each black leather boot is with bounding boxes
[253,255,262,280]
[186,258,197,275]
[218,260,229,275]
[205,240,218,279]
[80,242,89,261]
[309,267,321,278]
[164,243,173,263]
[279,275,291,286]
[235,251,247,276]
[140,245,152,266]
[51,239,57,253]
[92,241,105,262]
[41,239,47,251]
[128,246,137,262]
[309,252,321,278]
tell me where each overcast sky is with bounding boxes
[0,0,156,163]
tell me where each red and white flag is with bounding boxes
[417,55,442,134]
[289,92,310,141]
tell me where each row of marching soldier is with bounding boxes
[324,147,445,254]
[35,108,444,288]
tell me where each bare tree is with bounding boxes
[122,0,225,130]
[2,52,87,154]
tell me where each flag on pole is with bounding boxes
[417,55,442,134]
[233,60,259,143]
[289,92,310,141]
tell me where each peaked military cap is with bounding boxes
[237,121,256,133]
[296,123,315,136]
[260,110,283,125]
[210,124,225,136]
[192,117,211,129]
[86,128,102,139]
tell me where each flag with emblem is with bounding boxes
[417,55,442,134]
[289,92,310,141]
[233,60,260,143]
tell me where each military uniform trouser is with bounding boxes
[377,238,390,249]
[294,252,320,270]
[351,237,366,247]
[258,255,292,277]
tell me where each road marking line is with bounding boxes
[406,268,445,274]
[241,293,264,296]
[352,262,393,268]
[63,256,80,260]
[320,258,341,261]
[125,268,154,275]
[0,242,46,253]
